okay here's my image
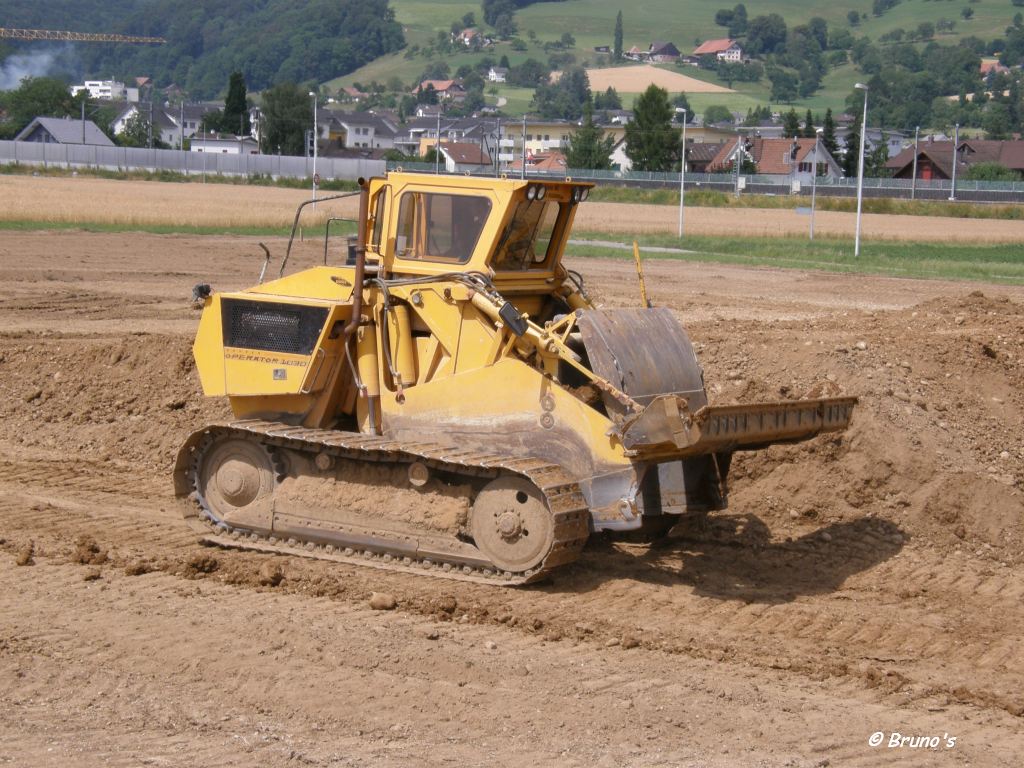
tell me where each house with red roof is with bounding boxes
[708,137,842,184]
[414,80,467,103]
[693,38,743,62]
[885,139,1024,180]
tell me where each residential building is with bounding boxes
[509,149,568,174]
[488,67,509,83]
[647,42,681,62]
[190,133,259,154]
[453,28,490,47]
[685,142,728,173]
[439,141,492,172]
[324,110,399,150]
[339,86,368,103]
[692,38,743,62]
[113,103,204,148]
[414,79,467,103]
[708,137,842,184]
[70,80,127,101]
[885,139,1024,180]
[15,116,114,147]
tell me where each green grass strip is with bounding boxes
[567,231,1024,285]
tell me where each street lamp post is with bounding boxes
[810,127,822,241]
[309,91,318,211]
[910,125,919,201]
[949,122,960,201]
[678,109,687,238]
[854,82,869,258]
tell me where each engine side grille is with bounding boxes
[222,299,328,356]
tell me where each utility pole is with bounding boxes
[147,96,153,149]
[853,82,869,258]
[810,128,822,240]
[435,109,441,174]
[494,117,500,177]
[521,114,527,180]
[81,98,86,144]
[309,91,318,210]
[733,133,743,198]
[911,125,919,201]
[678,109,686,238]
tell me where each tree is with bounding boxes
[4,76,76,133]
[960,7,973,21]
[803,109,816,138]
[965,161,1019,180]
[916,22,935,41]
[565,102,615,169]
[624,84,680,171]
[671,92,693,122]
[118,112,152,148]
[983,102,1011,139]
[730,4,749,37]
[261,82,311,155]
[848,10,861,26]
[842,120,861,178]
[768,67,798,101]
[462,11,476,27]
[782,108,801,137]
[532,66,590,120]
[703,104,734,124]
[822,108,839,158]
[223,71,251,135]
[746,14,788,56]
[594,86,623,110]
[417,83,439,104]
[613,10,624,61]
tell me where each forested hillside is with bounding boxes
[0,0,404,97]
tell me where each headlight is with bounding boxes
[536,185,546,200]
[526,185,537,201]
[579,188,589,202]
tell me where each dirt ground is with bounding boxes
[1,231,1023,767]
[575,65,734,94]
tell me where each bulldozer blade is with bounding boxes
[618,395,857,456]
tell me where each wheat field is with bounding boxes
[2,174,1023,243]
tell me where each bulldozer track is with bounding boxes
[178,420,592,586]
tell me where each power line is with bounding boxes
[0,27,166,44]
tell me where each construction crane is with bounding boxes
[0,27,165,44]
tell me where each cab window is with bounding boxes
[492,200,567,271]
[395,192,491,264]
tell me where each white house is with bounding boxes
[692,38,743,62]
[112,104,181,147]
[70,80,127,100]
[325,111,399,150]
[487,67,508,83]
[190,133,259,154]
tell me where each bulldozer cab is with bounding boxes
[367,173,592,283]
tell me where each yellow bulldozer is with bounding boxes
[175,172,855,584]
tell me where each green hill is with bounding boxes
[331,0,1020,119]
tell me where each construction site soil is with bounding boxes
[1,231,1022,766]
